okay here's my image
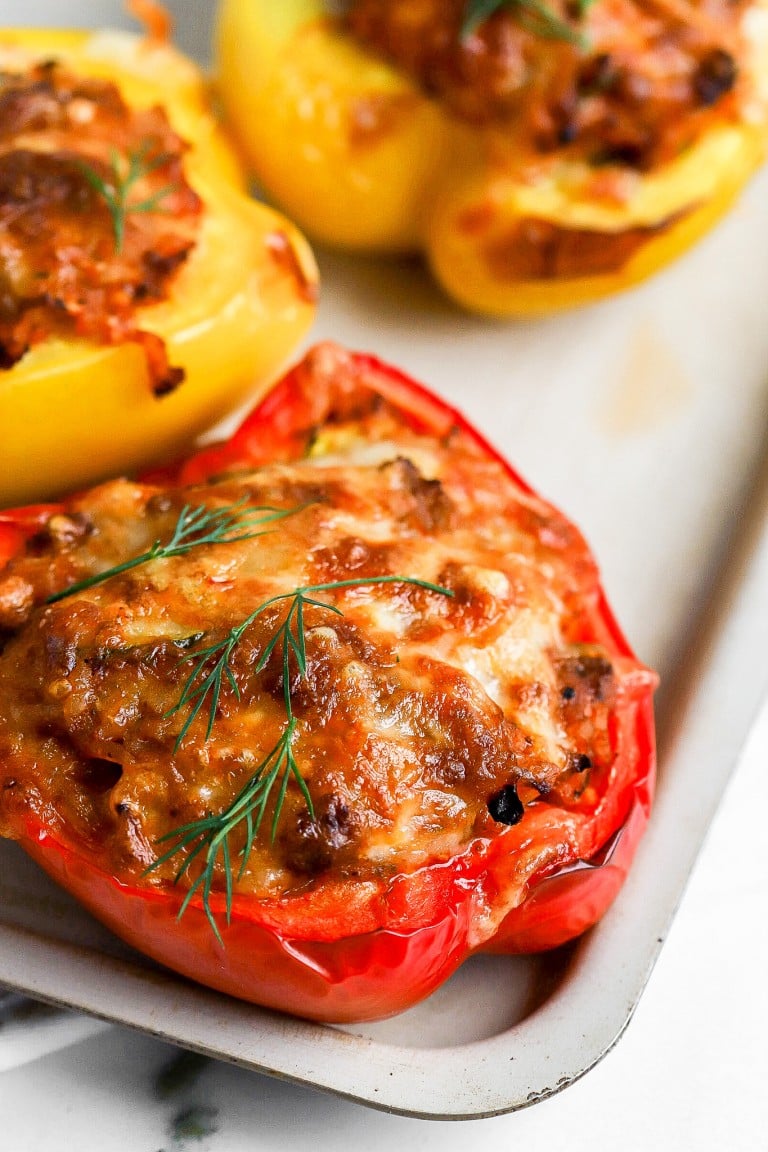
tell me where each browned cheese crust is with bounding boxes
[347,0,748,171]
[0,61,202,393]
[0,363,635,901]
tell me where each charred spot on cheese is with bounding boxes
[487,783,524,827]
[694,48,738,106]
[0,61,202,394]
[71,758,123,796]
[0,362,646,899]
[481,212,689,282]
[347,0,749,172]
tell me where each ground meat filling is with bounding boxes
[346,0,748,171]
[0,363,631,899]
[0,61,203,394]
[477,211,685,280]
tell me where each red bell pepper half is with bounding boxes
[2,347,657,1023]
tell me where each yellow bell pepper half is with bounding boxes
[215,0,768,316]
[0,29,318,506]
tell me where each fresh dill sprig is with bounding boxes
[149,575,454,941]
[76,142,178,253]
[46,498,306,605]
[461,0,592,45]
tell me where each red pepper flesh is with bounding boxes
[2,348,657,1022]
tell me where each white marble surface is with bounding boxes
[1,702,765,1149]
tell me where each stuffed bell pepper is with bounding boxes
[0,24,317,506]
[216,0,768,314]
[0,344,657,1023]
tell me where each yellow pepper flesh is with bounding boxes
[216,1,456,252]
[216,0,768,315]
[0,29,318,506]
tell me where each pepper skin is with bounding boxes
[0,28,317,507]
[215,0,768,316]
[0,347,657,1023]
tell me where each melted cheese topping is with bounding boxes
[347,0,753,171]
[0,353,639,899]
[0,59,202,393]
